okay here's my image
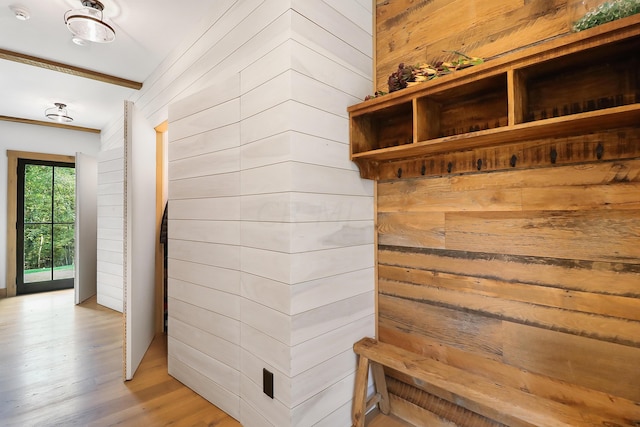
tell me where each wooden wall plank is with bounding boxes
[378,212,445,248]
[378,181,523,213]
[503,323,640,401]
[379,295,503,360]
[445,210,640,263]
[375,0,570,91]
[452,158,640,190]
[379,158,640,207]
[522,183,640,211]
[375,128,640,180]
[379,264,640,322]
[379,248,640,297]
[380,277,640,347]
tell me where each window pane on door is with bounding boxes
[24,165,52,224]
[23,223,52,283]
[53,224,75,280]
[54,167,75,223]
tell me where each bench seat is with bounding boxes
[352,337,635,427]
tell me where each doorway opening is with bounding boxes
[16,159,75,295]
[155,121,168,334]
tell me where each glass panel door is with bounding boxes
[17,160,75,295]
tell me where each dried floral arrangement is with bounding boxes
[572,0,640,31]
[365,52,484,101]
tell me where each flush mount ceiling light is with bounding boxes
[72,36,88,46]
[64,0,115,43]
[45,103,73,123]
[9,5,30,21]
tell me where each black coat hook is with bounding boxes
[447,162,453,173]
[550,148,558,164]
[510,154,517,167]
[477,159,483,170]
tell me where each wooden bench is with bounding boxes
[352,337,632,427]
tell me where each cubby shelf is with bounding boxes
[348,15,640,179]
[352,104,640,162]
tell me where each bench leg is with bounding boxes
[371,362,390,415]
[352,353,370,427]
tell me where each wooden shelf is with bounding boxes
[352,104,640,162]
[349,15,640,179]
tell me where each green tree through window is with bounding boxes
[20,162,75,288]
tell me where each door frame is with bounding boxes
[16,158,76,295]
[154,121,167,334]
[6,151,75,298]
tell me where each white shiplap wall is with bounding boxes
[238,3,376,422]
[105,1,373,426]
[96,147,124,312]
[168,74,242,419]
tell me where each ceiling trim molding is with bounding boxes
[0,48,143,90]
[0,115,101,134]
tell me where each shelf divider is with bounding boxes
[508,69,528,126]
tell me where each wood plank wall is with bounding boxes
[375,0,575,91]
[377,152,640,423]
[374,1,640,424]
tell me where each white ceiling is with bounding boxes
[0,0,216,130]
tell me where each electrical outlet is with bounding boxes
[263,368,274,399]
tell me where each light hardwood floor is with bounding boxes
[0,289,240,427]
[366,410,414,427]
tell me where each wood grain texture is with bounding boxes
[0,290,239,427]
[378,212,445,248]
[0,115,100,133]
[352,17,640,179]
[379,294,504,360]
[508,69,528,126]
[375,0,570,91]
[353,353,370,427]
[367,408,416,427]
[445,210,640,263]
[376,157,640,424]
[369,4,640,424]
[0,48,143,90]
[503,323,640,402]
[374,127,640,180]
[388,394,463,427]
[380,323,640,425]
[387,378,502,427]
[379,246,640,297]
[354,338,627,427]
[379,264,640,321]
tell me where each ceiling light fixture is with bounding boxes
[64,0,115,43]
[45,103,73,123]
[9,5,30,21]
[72,36,88,46]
